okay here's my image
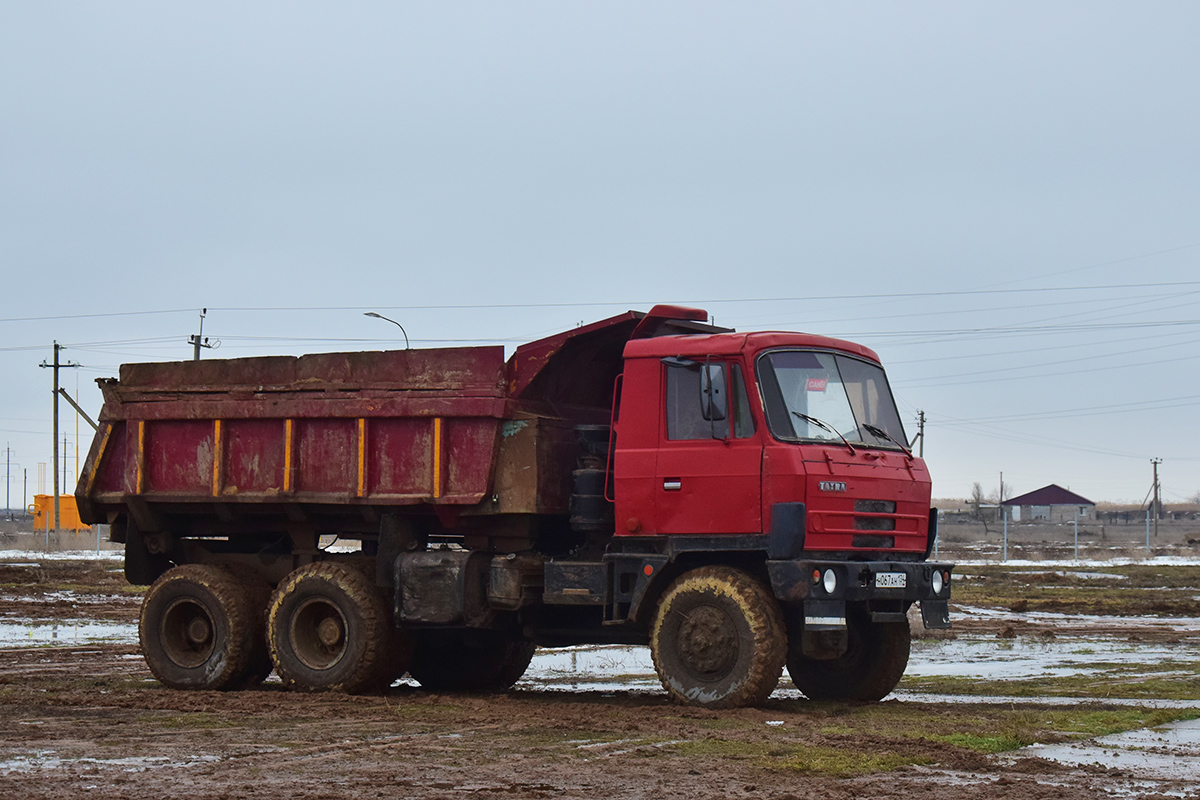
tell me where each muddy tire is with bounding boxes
[408,631,536,692]
[227,567,273,688]
[140,564,262,691]
[650,566,787,709]
[787,605,910,702]
[268,562,406,693]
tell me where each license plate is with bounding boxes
[875,572,906,589]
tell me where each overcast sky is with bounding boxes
[3,2,1199,508]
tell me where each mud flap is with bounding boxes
[920,599,951,629]
[803,599,846,629]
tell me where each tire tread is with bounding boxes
[650,566,786,709]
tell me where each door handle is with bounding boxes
[663,479,682,491]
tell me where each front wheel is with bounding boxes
[268,562,408,693]
[787,605,910,702]
[650,566,787,709]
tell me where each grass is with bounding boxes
[658,704,1200,775]
[931,733,1024,753]
[670,739,928,775]
[138,712,232,730]
[486,699,1200,777]
[901,664,1200,701]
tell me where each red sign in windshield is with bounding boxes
[806,378,828,392]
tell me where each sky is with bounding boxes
[2,2,1199,509]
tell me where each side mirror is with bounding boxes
[700,363,727,421]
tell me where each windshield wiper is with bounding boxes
[863,423,913,458]
[791,412,856,455]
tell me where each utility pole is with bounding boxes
[189,308,215,360]
[4,443,10,520]
[911,410,926,457]
[39,342,80,538]
[1151,458,1162,539]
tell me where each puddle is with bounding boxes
[0,620,137,648]
[957,603,1200,632]
[907,633,1194,681]
[952,554,1200,568]
[1053,570,1130,581]
[0,751,220,774]
[890,692,1200,709]
[0,551,123,562]
[515,637,1200,705]
[517,645,662,692]
[7,591,133,606]
[1010,717,1200,782]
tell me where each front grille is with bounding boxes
[853,534,895,548]
[854,499,896,513]
[854,516,896,531]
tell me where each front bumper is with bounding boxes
[766,559,953,630]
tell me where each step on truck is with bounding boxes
[76,305,952,708]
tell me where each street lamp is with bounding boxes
[363,312,410,349]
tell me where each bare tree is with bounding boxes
[970,482,992,533]
[970,483,986,518]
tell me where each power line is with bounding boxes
[889,326,1200,365]
[196,281,1200,310]
[981,240,1200,288]
[0,309,193,324]
[896,334,1200,385]
[6,280,1200,325]
[895,349,1200,389]
[936,393,1200,424]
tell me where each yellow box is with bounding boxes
[28,494,92,532]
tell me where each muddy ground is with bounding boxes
[2,542,1199,799]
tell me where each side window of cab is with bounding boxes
[663,359,756,441]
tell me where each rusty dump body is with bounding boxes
[77,305,952,708]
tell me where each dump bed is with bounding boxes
[77,348,511,521]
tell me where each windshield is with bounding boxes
[756,350,908,449]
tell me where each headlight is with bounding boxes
[822,569,837,595]
[931,569,944,595]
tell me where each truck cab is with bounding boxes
[614,331,932,555]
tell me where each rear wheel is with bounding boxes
[787,605,910,702]
[650,566,786,709]
[140,564,261,691]
[227,567,274,688]
[408,630,535,692]
[268,562,408,693]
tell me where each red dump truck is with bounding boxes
[76,305,951,708]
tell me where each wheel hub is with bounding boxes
[160,598,217,669]
[316,616,344,648]
[290,597,348,671]
[186,617,212,645]
[677,604,737,679]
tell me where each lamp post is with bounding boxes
[364,312,410,349]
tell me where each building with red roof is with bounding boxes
[1002,484,1095,523]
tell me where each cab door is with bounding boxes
[653,358,762,535]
